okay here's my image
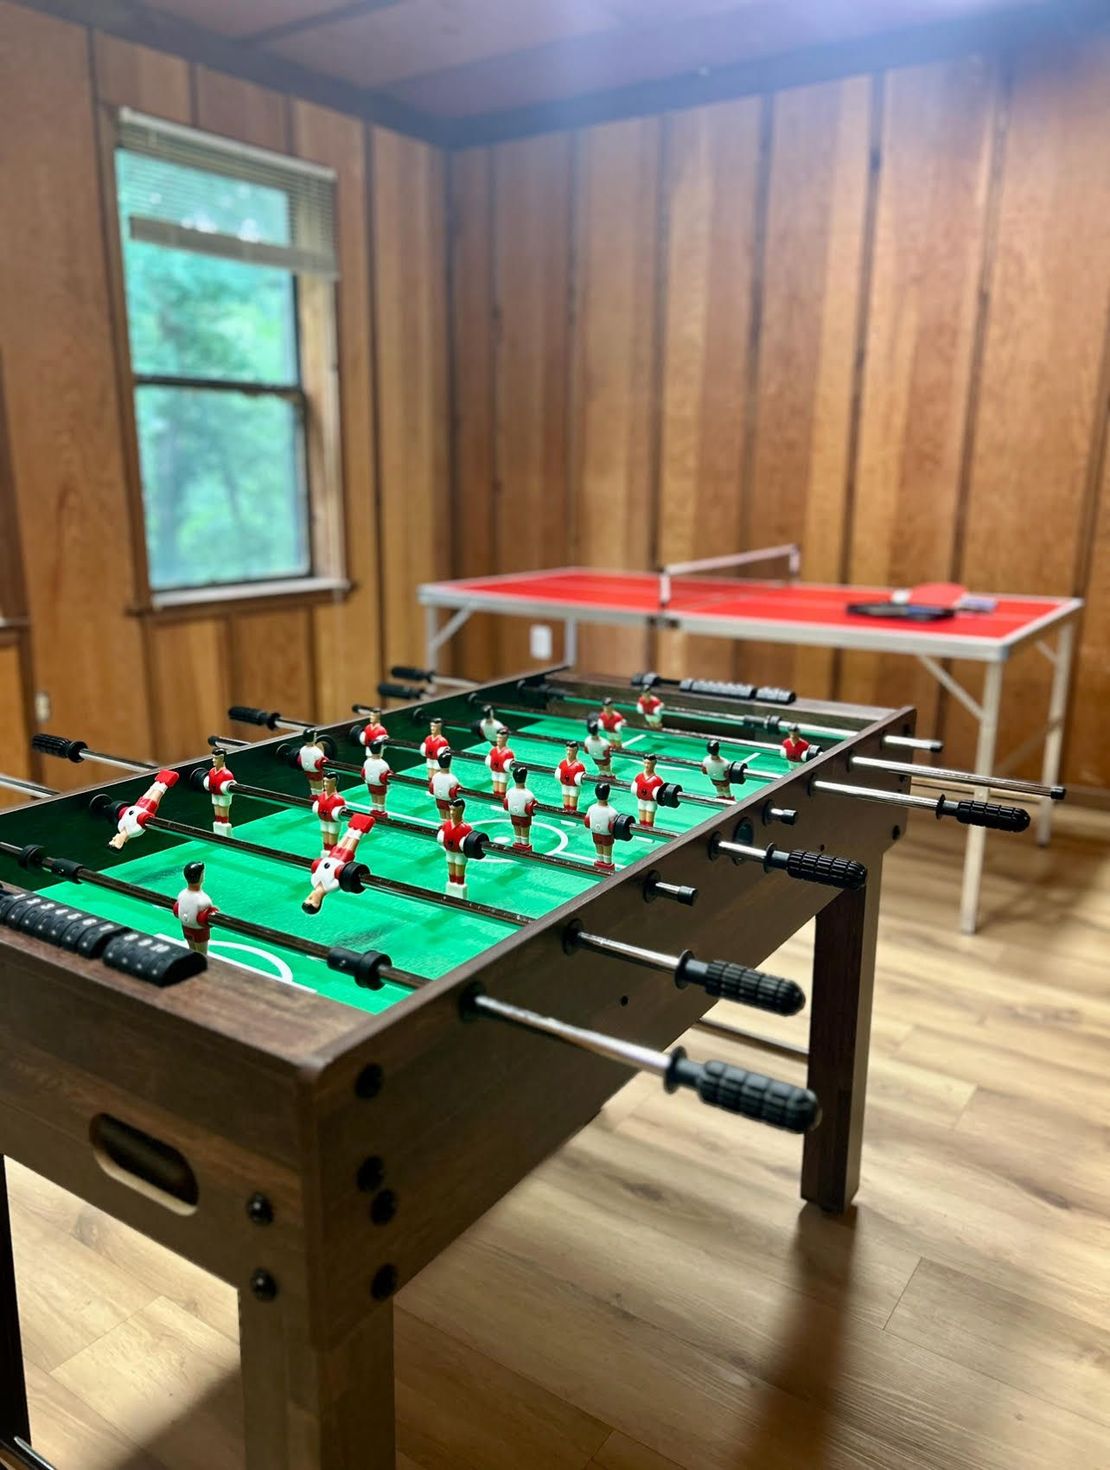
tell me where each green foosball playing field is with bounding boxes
[33,714,801,1017]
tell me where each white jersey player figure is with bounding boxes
[297,729,328,799]
[108,769,179,850]
[430,748,461,819]
[505,763,538,852]
[172,861,217,955]
[636,688,664,729]
[584,719,613,775]
[598,696,626,748]
[701,739,733,798]
[631,753,664,828]
[361,737,392,812]
[203,751,236,836]
[312,774,347,854]
[485,726,516,798]
[475,704,502,744]
[303,812,376,915]
[583,781,619,872]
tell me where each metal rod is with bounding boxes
[0,774,52,799]
[572,930,677,974]
[811,779,945,814]
[469,993,672,1079]
[376,809,601,878]
[850,754,1064,800]
[883,734,944,753]
[469,702,787,758]
[693,1017,809,1062]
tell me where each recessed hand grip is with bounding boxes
[667,1053,820,1132]
[676,956,805,1015]
[377,681,426,701]
[950,799,1030,832]
[391,665,434,683]
[32,733,87,763]
[228,706,280,729]
[783,849,867,890]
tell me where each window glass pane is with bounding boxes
[117,149,292,246]
[135,387,310,592]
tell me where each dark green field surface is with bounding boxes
[36,716,799,1018]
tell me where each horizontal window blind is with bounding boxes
[117,108,338,279]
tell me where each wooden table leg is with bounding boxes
[801,866,881,1213]
[240,1289,396,1470]
[0,1158,29,1449]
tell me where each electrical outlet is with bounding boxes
[529,624,553,660]
[34,690,52,723]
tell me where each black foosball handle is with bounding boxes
[676,955,805,1015]
[946,799,1030,833]
[666,1052,820,1132]
[378,681,427,701]
[391,665,435,683]
[31,733,88,763]
[779,848,867,890]
[228,706,282,729]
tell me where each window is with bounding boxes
[114,111,341,597]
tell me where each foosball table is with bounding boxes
[0,668,1056,1469]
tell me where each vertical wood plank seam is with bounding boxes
[644,114,673,672]
[443,149,463,670]
[187,60,200,128]
[565,131,583,576]
[490,145,505,585]
[364,123,388,685]
[737,93,775,559]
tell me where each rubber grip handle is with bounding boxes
[377,682,426,701]
[31,733,87,763]
[952,799,1030,833]
[228,706,279,729]
[677,956,805,1015]
[784,849,867,890]
[391,665,434,683]
[669,1054,820,1132]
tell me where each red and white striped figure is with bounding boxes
[430,749,461,819]
[421,718,450,785]
[504,763,538,852]
[636,689,664,729]
[361,737,392,812]
[584,719,613,774]
[781,725,811,763]
[475,704,501,744]
[437,797,474,899]
[598,697,626,747]
[172,861,217,955]
[557,741,586,812]
[701,739,731,798]
[631,753,664,828]
[108,769,179,850]
[303,812,376,914]
[485,726,516,797]
[312,774,347,853]
[357,707,387,750]
[583,781,619,872]
[203,751,236,836]
[297,730,328,799]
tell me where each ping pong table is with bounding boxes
[418,554,1082,934]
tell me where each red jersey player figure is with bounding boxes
[172,861,217,955]
[202,750,236,836]
[297,729,328,799]
[361,737,392,813]
[421,717,450,785]
[636,687,664,730]
[584,719,613,775]
[781,724,811,763]
[485,726,516,798]
[631,753,664,828]
[437,797,474,899]
[357,707,387,750]
[430,748,461,818]
[312,774,347,854]
[475,705,501,744]
[557,740,586,813]
[505,763,538,852]
[303,812,376,915]
[598,697,627,748]
[583,781,619,872]
[701,739,732,798]
[108,769,179,850]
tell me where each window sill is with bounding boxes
[136,576,353,618]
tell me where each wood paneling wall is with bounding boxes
[447,35,1110,792]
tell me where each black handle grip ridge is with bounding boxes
[676,956,805,1016]
[950,799,1030,833]
[783,849,867,890]
[228,706,280,729]
[667,1053,820,1132]
[31,733,88,763]
[378,682,426,701]
[391,665,434,683]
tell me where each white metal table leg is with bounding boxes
[959,660,1005,934]
[565,618,578,666]
[424,606,439,673]
[1037,619,1076,845]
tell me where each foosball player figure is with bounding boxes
[557,741,587,812]
[505,763,538,852]
[485,726,516,798]
[584,719,613,775]
[202,751,236,836]
[474,704,501,744]
[437,797,474,899]
[701,739,731,798]
[108,769,179,850]
[357,707,387,749]
[636,687,664,729]
[431,748,461,818]
[361,737,392,813]
[598,696,626,747]
[297,729,329,798]
[172,861,217,955]
[303,812,376,915]
[583,781,620,872]
[781,724,811,763]
[421,717,450,785]
[312,774,347,854]
[631,753,665,828]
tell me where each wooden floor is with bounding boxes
[7,807,1110,1469]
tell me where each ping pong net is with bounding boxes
[658,545,801,611]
